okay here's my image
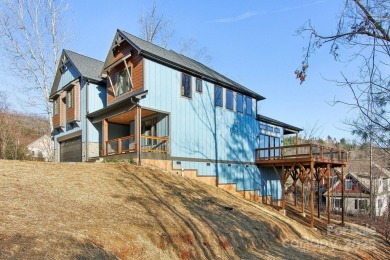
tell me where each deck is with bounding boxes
[255,143,348,167]
[255,143,349,228]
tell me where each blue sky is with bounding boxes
[1,0,358,141]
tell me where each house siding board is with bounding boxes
[106,43,144,105]
[142,59,282,200]
[58,64,79,92]
[108,123,129,140]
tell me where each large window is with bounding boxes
[226,89,233,110]
[196,78,202,93]
[259,135,281,158]
[116,68,132,96]
[215,85,223,107]
[181,73,192,98]
[245,96,252,115]
[67,89,73,108]
[236,93,243,113]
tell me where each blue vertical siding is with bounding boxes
[141,59,283,200]
[87,83,106,143]
[57,64,79,91]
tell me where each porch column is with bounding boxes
[102,119,108,156]
[135,105,142,166]
[327,164,331,225]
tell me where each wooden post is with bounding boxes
[281,165,285,210]
[294,179,298,206]
[341,166,345,226]
[310,162,315,228]
[301,179,305,214]
[102,119,108,156]
[118,138,122,154]
[327,164,331,225]
[317,171,321,218]
[135,106,142,166]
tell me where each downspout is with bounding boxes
[85,79,89,161]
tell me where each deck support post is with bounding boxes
[301,179,305,215]
[102,119,108,156]
[327,164,331,225]
[310,162,315,228]
[341,166,345,226]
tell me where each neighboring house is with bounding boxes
[50,29,307,203]
[325,160,390,217]
[27,134,52,161]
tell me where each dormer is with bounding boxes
[101,31,144,105]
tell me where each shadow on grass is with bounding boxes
[118,165,328,259]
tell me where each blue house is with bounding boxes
[50,29,304,204]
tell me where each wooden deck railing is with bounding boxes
[255,143,348,164]
[105,135,169,155]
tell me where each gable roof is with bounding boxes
[50,50,105,97]
[111,29,265,101]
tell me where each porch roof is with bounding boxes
[87,89,148,123]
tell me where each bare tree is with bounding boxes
[296,0,389,149]
[179,38,212,65]
[139,0,174,48]
[0,0,69,133]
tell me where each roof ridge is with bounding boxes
[118,29,169,53]
[64,49,104,63]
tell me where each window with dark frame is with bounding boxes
[334,198,341,208]
[245,96,252,115]
[226,89,233,110]
[181,73,192,98]
[236,93,243,113]
[116,68,132,96]
[196,78,202,93]
[215,85,223,107]
[67,89,73,108]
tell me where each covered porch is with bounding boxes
[102,106,169,156]
[88,96,169,159]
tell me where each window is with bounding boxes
[266,126,273,132]
[181,73,192,98]
[67,89,73,108]
[274,128,281,134]
[345,179,352,190]
[236,93,243,113]
[215,85,223,107]
[245,96,252,115]
[333,198,342,208]
[196,78,202,93]
[54,99,58,115]
[355,199,368,210]
[116,68,132,96]
[226,89,233,110]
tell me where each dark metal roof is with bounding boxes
[256,114,302,133]
[64,50,104,82]
[50,50,105,97]
[118,29,265,101]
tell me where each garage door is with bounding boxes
[60,136,82,162]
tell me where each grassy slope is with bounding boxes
[0,160,388,259]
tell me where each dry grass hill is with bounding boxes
[0,160,389,259]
